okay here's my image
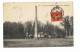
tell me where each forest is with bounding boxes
[3,16,73,39]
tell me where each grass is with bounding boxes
[4,38,73,47]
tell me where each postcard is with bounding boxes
[3,2,73,47]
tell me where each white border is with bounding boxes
[3,0,72,2]
[0,0,80,52]
[0,0,3,48]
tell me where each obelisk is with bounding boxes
[34,6,38,38]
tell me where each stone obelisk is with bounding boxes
[34,6,38,38]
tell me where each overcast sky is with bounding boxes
[3,2,73,24]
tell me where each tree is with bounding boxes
[24,21,33,38]
[4,21,12,38]
[70,16,73,35]
[64,16,71,36]
[4,21,24,39]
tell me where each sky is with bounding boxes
[3,2,73,24]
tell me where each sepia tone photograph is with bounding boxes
[3,2,73,47]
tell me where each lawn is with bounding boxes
[4,38,73,47]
